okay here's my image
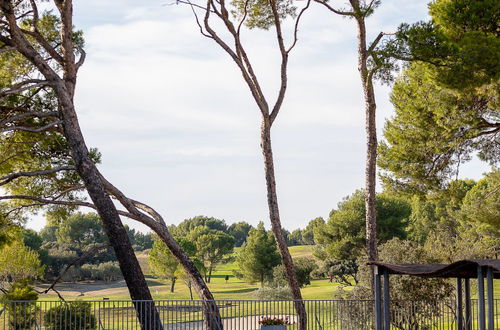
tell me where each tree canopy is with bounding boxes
[314,190,410,260]
[379,0,499,192]
[235,222,281,286]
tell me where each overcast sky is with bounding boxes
[26,0,490,232]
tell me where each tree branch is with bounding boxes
[287,0,312,53]
[313,0,353,16]
[0,166,75,186]
[0,79,49,100]
[0,110,59,126]
[0,120,63,133]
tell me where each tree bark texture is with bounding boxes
[351,2,378,263]
[0,1,164,328]
[261,120,308,330]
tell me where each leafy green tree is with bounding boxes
[56,212,107,246]
[379,63,498,192]
[302,217,325,245]
[272,257,317,287]
[459,169,500,228]
[287,229,303,246]
[406,179,475,243]
[228,221,253,247]
[22,228,43,251]
[1,280,39,329]
[314,259,359,286]
[0,240,44,283]
[235,222,281,286]
[188,226,234,282]
[40,225,57,243]
[149,236,197,292]
[314,190,410,261]
[134,232,154,251]
[379,0,499,191]
[175,216,228,236]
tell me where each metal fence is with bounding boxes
[0,299,498,329]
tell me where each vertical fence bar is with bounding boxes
[374,266,383,330]
[457,278,463,330]
[486,267,494,330]
[478,266,486,330]
[383,269,390,330]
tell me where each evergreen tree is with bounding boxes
[235,222,281,286]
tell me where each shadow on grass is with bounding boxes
[211,288,256,294]
[145,279,167,287]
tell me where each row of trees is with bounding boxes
[0,0,497,327]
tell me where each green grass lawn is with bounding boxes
[38,245,348,301]
[36,245,500,302]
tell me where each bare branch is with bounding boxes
[20,28,65,64]
[269,0,290,125]
[236,0,250,36]
[184,0,213,38]
[367,31,384,55]
[0,195,95,209]
[0,120,62,133]
[287,0,312,53]
[0,165,75,186]
[0,45,14,54]
[0,110,59,126]
[28,0,38,31]
[75,44,86,70]
[0,79,49,100]
[313,0,353,16]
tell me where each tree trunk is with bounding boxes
[352,6,378,263]
[261,119,307,330]
[208,266,214,283]
[58,102,163,330]
[170,278,176,293]
[129,217,223,329]
[188,281,194,300]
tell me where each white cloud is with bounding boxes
[24,0,490,233]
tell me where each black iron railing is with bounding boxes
[0,299,498,329]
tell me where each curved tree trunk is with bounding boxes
[261,120,307,330]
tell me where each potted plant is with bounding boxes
[259,316,292,329]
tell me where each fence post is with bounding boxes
[383,269,390,330]
[374,266,383,330]
[478,266,486,330]
[464,278,471,330]
[457,278,463,330]
[486,267,494,330]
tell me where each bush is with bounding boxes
[271,257,317,287]
[81,261,122,282]
[44,301,96,329]
[1,281,39,329]
[253,286,293,300]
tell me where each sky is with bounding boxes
[26,0,491,232]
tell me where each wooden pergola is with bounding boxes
[368,259,500,330]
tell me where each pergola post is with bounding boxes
[456,278,463,330]
[374,265,383,330]
[383,269,390,330]
[486,267,494,330]
[478,266,486,330]
[464,278,471,330]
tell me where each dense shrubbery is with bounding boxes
[253,286,293,300]
[44,302,96,329]
[1,281,39,329]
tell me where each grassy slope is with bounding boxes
[38,245,343,301]
[37,245,500,301]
